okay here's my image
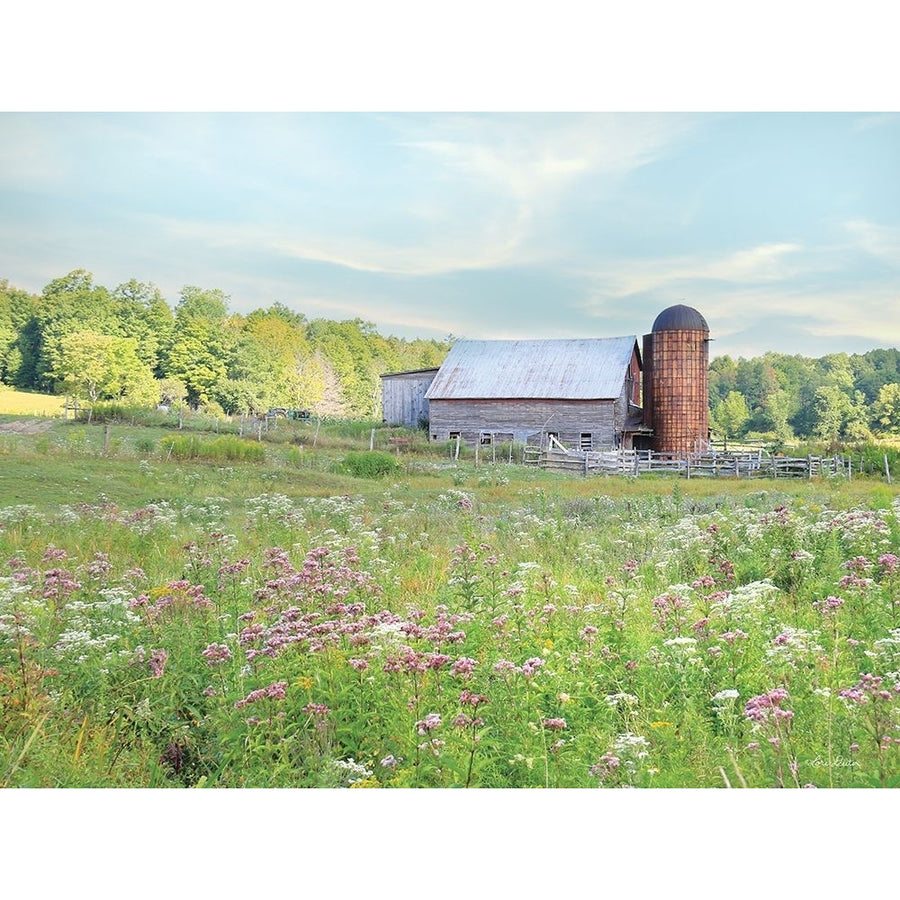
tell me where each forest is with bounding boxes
[0,270,449,420]
[2,269,900,444]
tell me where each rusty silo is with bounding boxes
[642,304,709,455]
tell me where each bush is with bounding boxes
[341,450,401,479]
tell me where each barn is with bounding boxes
[379,303,709,455]
[423,336,646,450]
[380,368,440,428]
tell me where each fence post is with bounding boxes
[370,428,375,451]
[885,453,892,485]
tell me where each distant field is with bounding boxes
[0,386,66,416]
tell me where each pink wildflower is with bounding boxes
[415,712,442,735]
[450,657,478,677]
[201,642,232,665]
[148,648,168,679]
[520,657,545,677]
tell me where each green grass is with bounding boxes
[3,417,900,788]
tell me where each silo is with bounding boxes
[644,304,709,455]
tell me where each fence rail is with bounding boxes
[527,447,852,479]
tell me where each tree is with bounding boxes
[157,378,188,409]
[164,316,231,407]
[873,383,900,434]
[53,331,157,407]
[112,279,175,376]
[175,286,229,322]
[811,386,871,446]
[33,270,118,391]
[712,391,750,448]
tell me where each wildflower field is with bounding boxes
[3,419,900,789]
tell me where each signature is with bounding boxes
[807,755,855,768]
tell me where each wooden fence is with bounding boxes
[526,446,853,479]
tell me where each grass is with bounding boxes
[2,415,900,788]
[0,386,66,417]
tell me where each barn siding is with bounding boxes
[428,398,621,447]
[381,370,439,427]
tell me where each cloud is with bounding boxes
[845,219,900,267]
[582,241,808,301]
[851,113,900,132]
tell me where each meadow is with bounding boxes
[2,413,900,788]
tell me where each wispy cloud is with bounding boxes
[845,219,900,267]
[851,113,900,132]
[582,242,808,301]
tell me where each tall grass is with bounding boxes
[159,434,266,463]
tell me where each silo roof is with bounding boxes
[425,336,640,400]
[652,304,709,333]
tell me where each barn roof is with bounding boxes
[425,336,640,400]
[380,367,440,379]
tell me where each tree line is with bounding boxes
[3,270,899,442]
[0,271,449,419]
[709,349,900,447]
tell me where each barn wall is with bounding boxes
[381,371,438,427]
[428,398,621,447]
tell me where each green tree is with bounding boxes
[873,383,900,434]
[0,280,38,384]
[33,270,119,391]
[712,391,750,448]
[164,316,231,407]
[53,331,156,406]
[811,385,871,446]
[112,279,175,376]
[175,286,230,322]
[157,377,188,408]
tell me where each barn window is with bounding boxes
[449,431,460,441]
[480,432,492,445]
[580,433,592,451]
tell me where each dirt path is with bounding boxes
[0,419,56,435]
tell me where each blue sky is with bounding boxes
[1,110,898,360]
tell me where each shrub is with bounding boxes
[341,450,400,479]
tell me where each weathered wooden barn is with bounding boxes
[380,368,440,428]
[379,304,710,454]
[422,336,647,449]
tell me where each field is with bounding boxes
[2,413,900,789]
[0,385,67,417]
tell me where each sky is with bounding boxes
[2,4,898,368]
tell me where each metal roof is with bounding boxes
[425,336,640,400]
[380,367,440,379]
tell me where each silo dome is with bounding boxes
[652,304,709,334]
